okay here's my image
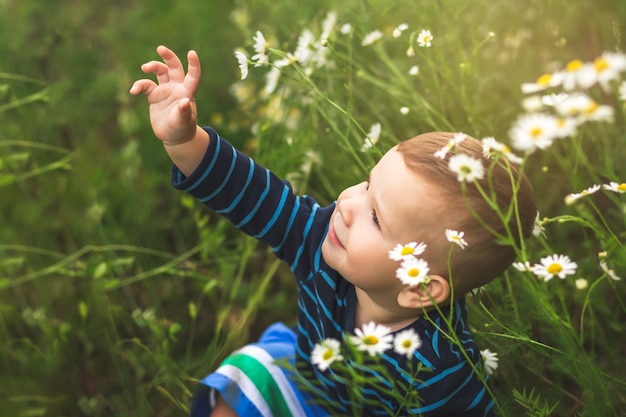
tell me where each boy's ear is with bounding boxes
[397,275,450,309]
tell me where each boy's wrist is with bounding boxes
[162,126,210,177]
[163,125,206,149]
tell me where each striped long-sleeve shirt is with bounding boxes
[173,127,496,417]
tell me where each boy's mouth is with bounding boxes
[327,223,345,249]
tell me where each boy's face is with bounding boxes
[321,146,444,299]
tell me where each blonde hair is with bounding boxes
[397,132,537,294]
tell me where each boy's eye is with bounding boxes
[371,210,380,228]
[364,180,380,229]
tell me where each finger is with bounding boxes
[178,97,192,116]
[141,61,170,84]
[184,50,201,95]
[157,45,186,83]
[129,79,157,96]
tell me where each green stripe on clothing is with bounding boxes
[222,351,294,417]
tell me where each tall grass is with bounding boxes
[1,0,625,416]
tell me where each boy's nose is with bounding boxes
[337,184,361,227]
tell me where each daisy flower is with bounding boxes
[251,31,270,66]
[360,123,382,152]
[531,254,578,282]
[508,113,559,153]
[600,261,622,281]
[417,29,433,47]
[512,261,532,272]
[575,278,589,290]
[521,95,544,113]
[434,132,467,159]
[562,59,597,91]
[603,181,626,193]
[388,241,427,261]
[396,258,430,287]
[320,11,337,43]
[311,338,343,371]
[591,51,626,92]
[555,93,614,123]
[521,72,564,94]
[541,93,569,107]
[468,284,487,297]
[532,212,546,238]
[481,136,523,165]
[393,329,422,358]
[448,154,485,183]
[552,117,579,139]
[481,349,499,375]
[264,67,281,95]
[445,229,468,249]
[234,51,249,80]
[350,322,393,357]
[393,23,409,38]
[362,30,383,46]
[294,29,316,65]
[619,81,626,101]
[564,184,601,205]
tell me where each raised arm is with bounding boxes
[130,45,209,176]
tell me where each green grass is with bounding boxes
[1,0,625,416]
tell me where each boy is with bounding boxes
[130,46,537,416]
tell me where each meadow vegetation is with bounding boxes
[1,0,625,416]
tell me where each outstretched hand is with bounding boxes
[130,45,201,146]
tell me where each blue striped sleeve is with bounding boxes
[171,127,325,272]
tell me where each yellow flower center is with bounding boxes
[556,118,566,128]
[618,183,626,191]
[566,59,583,72]
[583,101,599,115]
[322,349,334,361]
[530,127,542,138]
[502,145,511,153]
[408,268,420,278]
[402,340,412,348]
[460,166,472,175]
[536,73,552,85]
[363,335,379,345]
[547,263,563,274]
[401,247,414,256]
[594,57,609,72]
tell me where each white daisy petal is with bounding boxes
[445,229,468,249]
[388,242,427,261]
[600,260,622,281]
[448,154,485,183]
[311,338,343,371]
[349,322,393,357]
[481,349,499,375]
[396,258,430,287]
[602,181,626,193]
[417,29,433,47]
[393,329,422,358]
[531,254,578,282]
[234,51,249,80]
[362,30,383,46]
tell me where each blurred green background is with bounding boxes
[1,0,625,416]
